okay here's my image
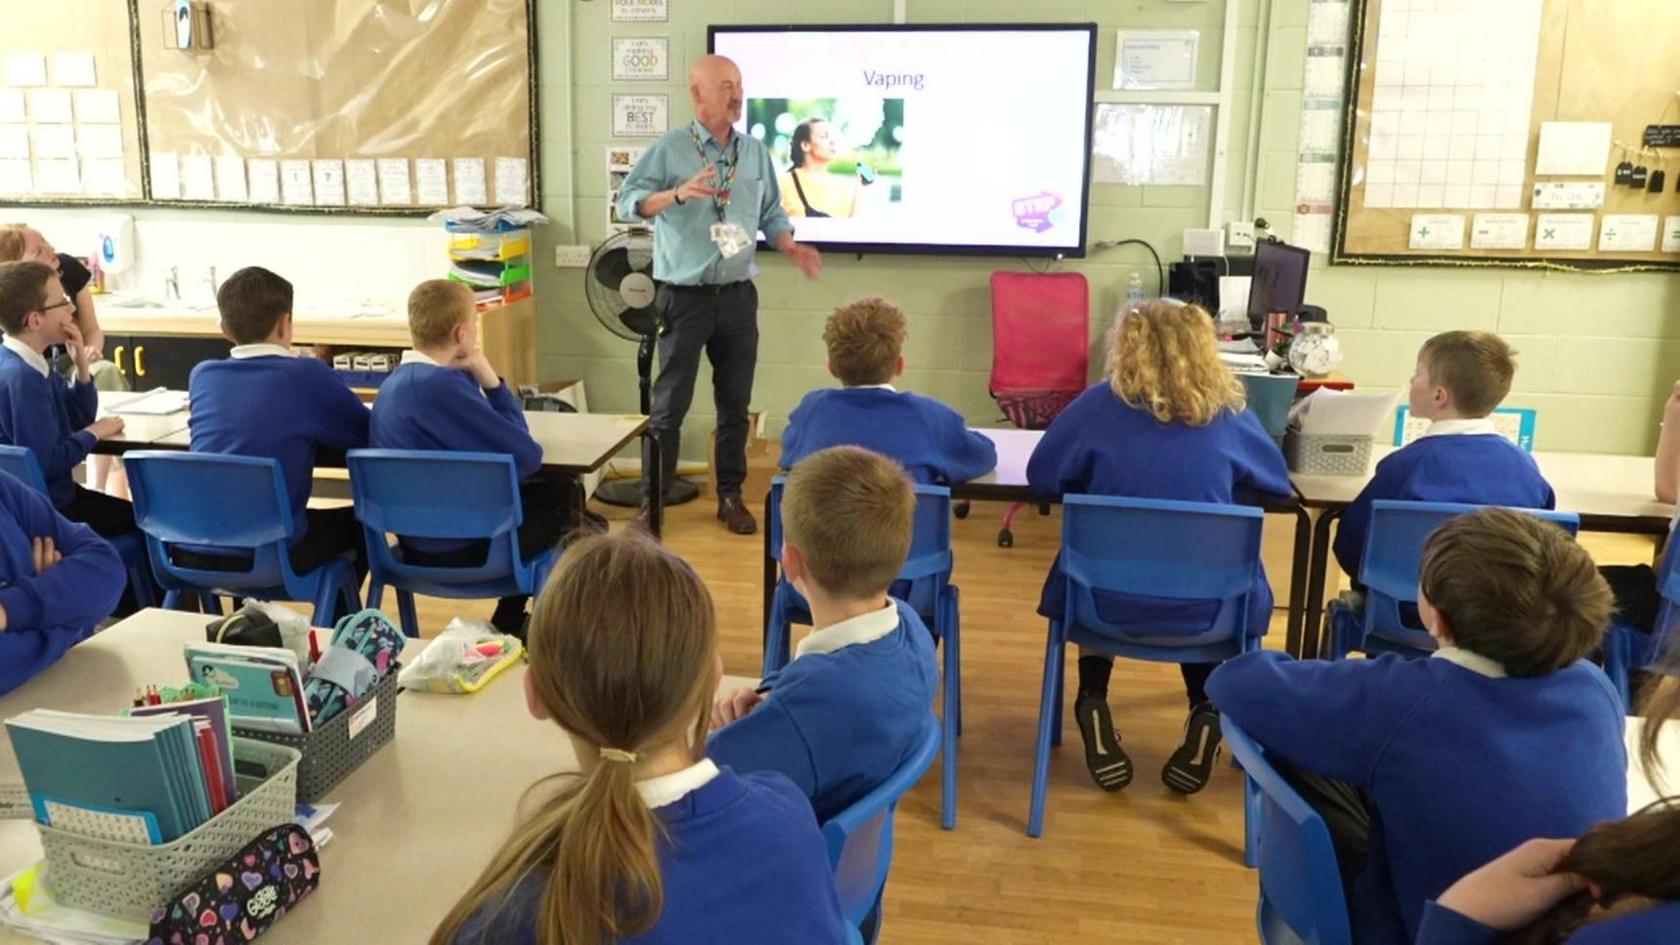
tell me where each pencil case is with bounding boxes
[146,823,319,943]
[236,666,400,803]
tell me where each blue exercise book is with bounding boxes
[5,709,211,844]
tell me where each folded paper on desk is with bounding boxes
[105,388,187,415]
[1288,389,1400,436]
[0,864,149,945]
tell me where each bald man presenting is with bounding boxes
[617,55,822,536]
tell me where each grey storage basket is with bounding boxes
[37,738,300,923]
[1285,431,1373,476]
[236,664,400,803]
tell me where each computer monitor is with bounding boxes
[1247,241,1311,321]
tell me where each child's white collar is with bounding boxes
[636,758,720,809]
[1,336,49,377]
[795,601,899,659]
[1431,646,1508,678]
[1422,417,1500,438]
[229,343,293,359]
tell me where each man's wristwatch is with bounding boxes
[673,189,685,205]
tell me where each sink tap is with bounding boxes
[163,266,180,302]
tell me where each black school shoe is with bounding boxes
[1162,702,1223,795]
[1074,692,1133,791]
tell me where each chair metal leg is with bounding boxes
[1243,772,1260,868]
[397,590,420,640]
[948,588,963,738]
[1028,625,1062,838]
[1050,635,1065,748]
[162,588,184,612]
[310,581,339,629]
[202,593,224,616]
[364,580,384,612]
[940,587,960,830]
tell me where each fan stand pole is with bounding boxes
[593,330,701,509]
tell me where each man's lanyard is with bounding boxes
[690,125,741,222]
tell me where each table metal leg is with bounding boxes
[1284,504,1312,658]
[762,487,775,655]
[645,432,664,539]
[1302,508,1342,659]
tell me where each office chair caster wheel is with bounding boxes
[997,529,1014,548]
[953,500,971,520]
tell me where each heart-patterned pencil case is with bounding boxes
[146,823,320,944]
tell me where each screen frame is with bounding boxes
[707,22,1098,259]
[1247,241,1313,321]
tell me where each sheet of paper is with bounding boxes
[1470,213,1529,250]
[1303,53,1345,98]
[73,89,120,124]
[81,157,125,196]
[1531,181,1605,210]
[214,155,246,202]
[1091,103,1212,186]
[377,158,411,204]
[1408,213,1465,250]
[1293,389,1402,437]
[247,158,280,203]
[27,89,72,124]
[311,159,345,205]
[0,91,23,124]
[1598,214,1659,253]
[1113,30,1199,90]
[76,124,122,159]
[1535,122,1611,176]
[49,52,96,87]
[494,156,528,206]
[345,159,378,206]
[149,151,180,199]
[180,154,213,200]
[452,158,487,205]
[4,52,46,87]
[0,126,26,160]
[1664,217,1680,255]
[1292,211,1332,254]
[30,125,75,159]
[415,158,448,205]
[36,157,79,193]
[1307,1,1350,46]
[1533,213,1595,251]
[0,158,31,193]
[1299,107,1341,154]
[280,159,313,206]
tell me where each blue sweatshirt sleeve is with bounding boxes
[307,363,371,452]
[1413,901,1500,945]
[706,695,821,799]
[0,373,94,485]
[0,478,123,641]
[1333,451,1410,580]
[1026,390,1097,499]
[1206,650,1432,787]
[926,400,997,483]
[1231,411,1294,503]
[455,380,544,479]
[64,378,98,428]
[780,391,818,471]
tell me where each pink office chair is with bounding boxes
[979,271,1090,547]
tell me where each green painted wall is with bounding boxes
[534,0,1680,459]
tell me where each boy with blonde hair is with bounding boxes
[1333,331,1554,582]
[708,445,939,820]
[369,278,583,637]
[1210,508,1625,945]
[780,297,996,484]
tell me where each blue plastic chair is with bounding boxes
[0,444,155,610]
[347,449,560,639]
[764,476,962,830]
[1223,717,1353,945]
[822,714,941,945]
[1028,494,1267,837]
[1603,537,1679,711]
[1326,501,1581,660]
[123,451,359,625]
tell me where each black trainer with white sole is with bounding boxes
[1162,702,1223,795]
[1074,692,1133,792]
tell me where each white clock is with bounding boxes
[1288,322,1342,377]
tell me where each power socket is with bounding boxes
[1226,222,1257,251]
[554,245,593,268]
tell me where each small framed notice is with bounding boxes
[613,94,669,138]
[612,37,670,81]
[611,0,669,22]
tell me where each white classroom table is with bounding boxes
[0,609,753,944]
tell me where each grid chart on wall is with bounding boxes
[1292,0,1353,253]
[1361,0,1543,212]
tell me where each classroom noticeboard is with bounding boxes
[1333,0,1680,272]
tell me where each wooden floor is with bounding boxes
[388,468,1659,945]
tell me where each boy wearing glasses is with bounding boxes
[0,261,129,535]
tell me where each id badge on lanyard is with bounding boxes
[694,128,750,258]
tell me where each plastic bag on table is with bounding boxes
[396,618,524,694]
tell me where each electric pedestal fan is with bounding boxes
[585,233,700,507]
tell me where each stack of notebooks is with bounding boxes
[446,229,532,306]
[5,698,237,845]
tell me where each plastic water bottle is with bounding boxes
[1126,271,1145,307]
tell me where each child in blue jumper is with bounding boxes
[370,279,582,637]
[434,531,847,945]
[187,267,369,605]
[781,297,996,484]
[1026,299,1292,796]
[1334,330,1554,584]
[708,445,939,821]
[1209,508,1627,945]
[0,469,124,695]
[0,261,129,534]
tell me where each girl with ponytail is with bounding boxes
[430,531,848,945]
